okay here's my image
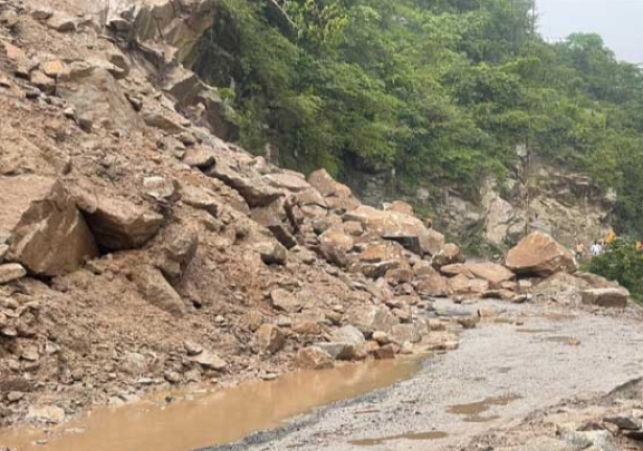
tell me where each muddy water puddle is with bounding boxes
[0,358,421,451]
[350,431,448,446]
[447,394,521,422]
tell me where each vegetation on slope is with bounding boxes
[195,0,643,235]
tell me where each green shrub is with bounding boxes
[586,238,643,302]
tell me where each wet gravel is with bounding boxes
[204,299,643,451]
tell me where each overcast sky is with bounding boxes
[537,0,643,63]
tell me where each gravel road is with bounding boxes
[206,299,643,451]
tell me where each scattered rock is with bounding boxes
[296,346,333,370]
[581,288,629,308]
[183,340,203,356]
[32,8,54,21]
[257,242,288,266]
[604,416,641,431]
[374,344,396,360]
[190,350,227,371]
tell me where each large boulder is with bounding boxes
[132,265,185,317]
[345,206,425,242]
[505,232,577,277]
[581,288,629,308]
[1,176,98,276]
[319,226,354,267]
[76,193,163,251]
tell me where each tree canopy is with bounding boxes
[195,0,643,235]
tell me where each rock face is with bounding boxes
[1,176,98,276]
[78,195,164,251]
[505,232,577,277]
[581,288,629,308]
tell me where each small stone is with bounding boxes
[183,340,203,356]
[0,10,19,29]
[78,115,93,132]
[257,242,288,266]
[190,350,227,371]
[0,263,27,284]
[32,8,54,20]
[47,13,76,32]
[7,391,24,403]
[143,177,175,201]
[270,288,303,314]
[30,70,55,94]
[164,371,182,384]
[21,346,39,362]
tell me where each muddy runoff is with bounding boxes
[0,358,422,451]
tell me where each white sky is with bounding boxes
[537,0,643,63]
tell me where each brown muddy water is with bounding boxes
[447,394,521,422]
[0,358,422,451]
[350,431,449,446]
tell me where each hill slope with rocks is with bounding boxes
[0,0,636,436]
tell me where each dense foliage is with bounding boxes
[195,0,643,234]
[586,239,643,301]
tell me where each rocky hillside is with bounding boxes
[0,0,633,430]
